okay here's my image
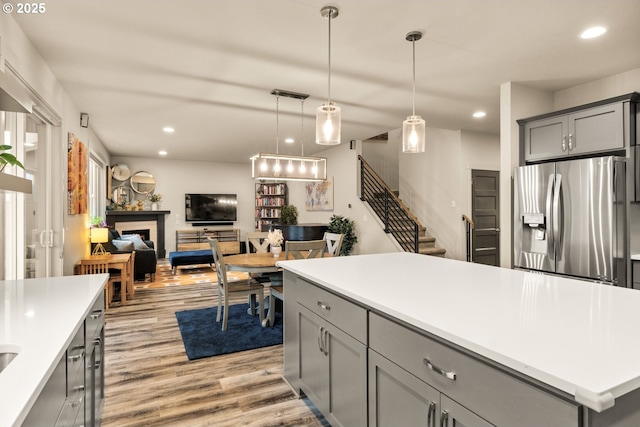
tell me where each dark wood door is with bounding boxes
[471,170,500,266]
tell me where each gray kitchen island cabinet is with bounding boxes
[283,271,367,427]
[278,253,640,427]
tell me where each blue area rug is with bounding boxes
[175,303,282,360]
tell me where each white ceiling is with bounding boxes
[11,0,640,163]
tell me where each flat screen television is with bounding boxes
[185,194,237,222]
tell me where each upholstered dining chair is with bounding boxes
[209,238,265,331]
[79,258,114,309]
[323,232,344,256]
[265,239,326,327]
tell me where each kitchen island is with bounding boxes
[0,274,107,427]
[278,252,640,427]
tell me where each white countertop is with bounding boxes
[278,253,640,412]
[0,274,107,427]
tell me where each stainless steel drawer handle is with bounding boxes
[90,312,102,320]
[427,401,436,427]
[423,358,456,380]
[317,301,331,311]
[68,352,84,363]
[440,410,449,427]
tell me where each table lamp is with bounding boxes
[91,228,109,256]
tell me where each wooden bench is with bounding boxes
[168,249,213,274]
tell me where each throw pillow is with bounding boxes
[120,234,150,250]
[111,239,135,252]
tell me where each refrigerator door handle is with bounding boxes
[546,174,555,260]
[553,173,563,260]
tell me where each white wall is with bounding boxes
[110,156,256,253]
[287,142,398,255]
[361,133,400,191]
[499,83,554,267]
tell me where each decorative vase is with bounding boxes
[151,202,158,211]
[271,246,282,258]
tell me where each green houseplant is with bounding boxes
[280,205,298,225]
[328,214,357,256]
[0,145,25,173]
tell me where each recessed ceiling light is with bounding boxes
[162,126,175,133]
[158,150,168,156]
[285,138,295,144]
[580,26,607,39]
[473,111,486,118]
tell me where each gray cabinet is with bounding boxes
[23,293,105,427]
[369,349,440,427]
[85,295,105,426]
[283,271,367,427]
[368,312,580,427]
[523,102,624,162]
[370,349,495,427]
[21,355,66,427]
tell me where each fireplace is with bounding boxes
[106,210,170,258]
[122,229,150,241]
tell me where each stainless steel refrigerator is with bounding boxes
[513,156,628,286]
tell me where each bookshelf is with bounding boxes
[255,182,288,231]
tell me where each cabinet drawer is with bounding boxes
[293,275,367,344]
[86,296,105,340]
[67,327,85,396]
[369,312,579,427]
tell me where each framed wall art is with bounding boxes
[67,132,88,214]
[305,177,333,211]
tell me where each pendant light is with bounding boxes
[251,89,327,181]
[402,31,425,153]
[316,5,341,145]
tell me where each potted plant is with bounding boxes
[280,204,298,225]
[148,193,162,210]
[0,145,25,173]
[267,229,284,257]
[328,214,358,256]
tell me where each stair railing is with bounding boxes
[462,214,475,262]
[358,155,423,253]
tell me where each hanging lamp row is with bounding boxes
[251,89,328,181]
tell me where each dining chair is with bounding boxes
[246,231,271,253]
[108,251,136,305]
[209,238,265,331]
[265,239,326,327]
[78,258,113,309]
[323,232,344,256]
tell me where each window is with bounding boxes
[88,154,106,219]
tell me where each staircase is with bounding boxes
[359,155,445,257]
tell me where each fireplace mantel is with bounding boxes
[106,210,171,258]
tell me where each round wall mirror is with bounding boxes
[112,164,130,181]
[130,171,156,194]
[113,186,134,205]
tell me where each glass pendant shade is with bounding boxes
[316,102,341,145]
[402,115,425,153]
[251,153,327,181]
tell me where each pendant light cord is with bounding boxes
[412,38,416,116]
[276,95,280,154]
[327,10,332,104]
[301,99,305,156]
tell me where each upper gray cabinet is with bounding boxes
[523,103,624,162]
[519,93,638,163]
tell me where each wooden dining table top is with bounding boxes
[223,251,332,272]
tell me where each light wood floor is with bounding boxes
[101,276,327,426]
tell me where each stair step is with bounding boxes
[419,246,446,257]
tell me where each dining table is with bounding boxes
[223,251,331,326]
[77,253,134,304]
